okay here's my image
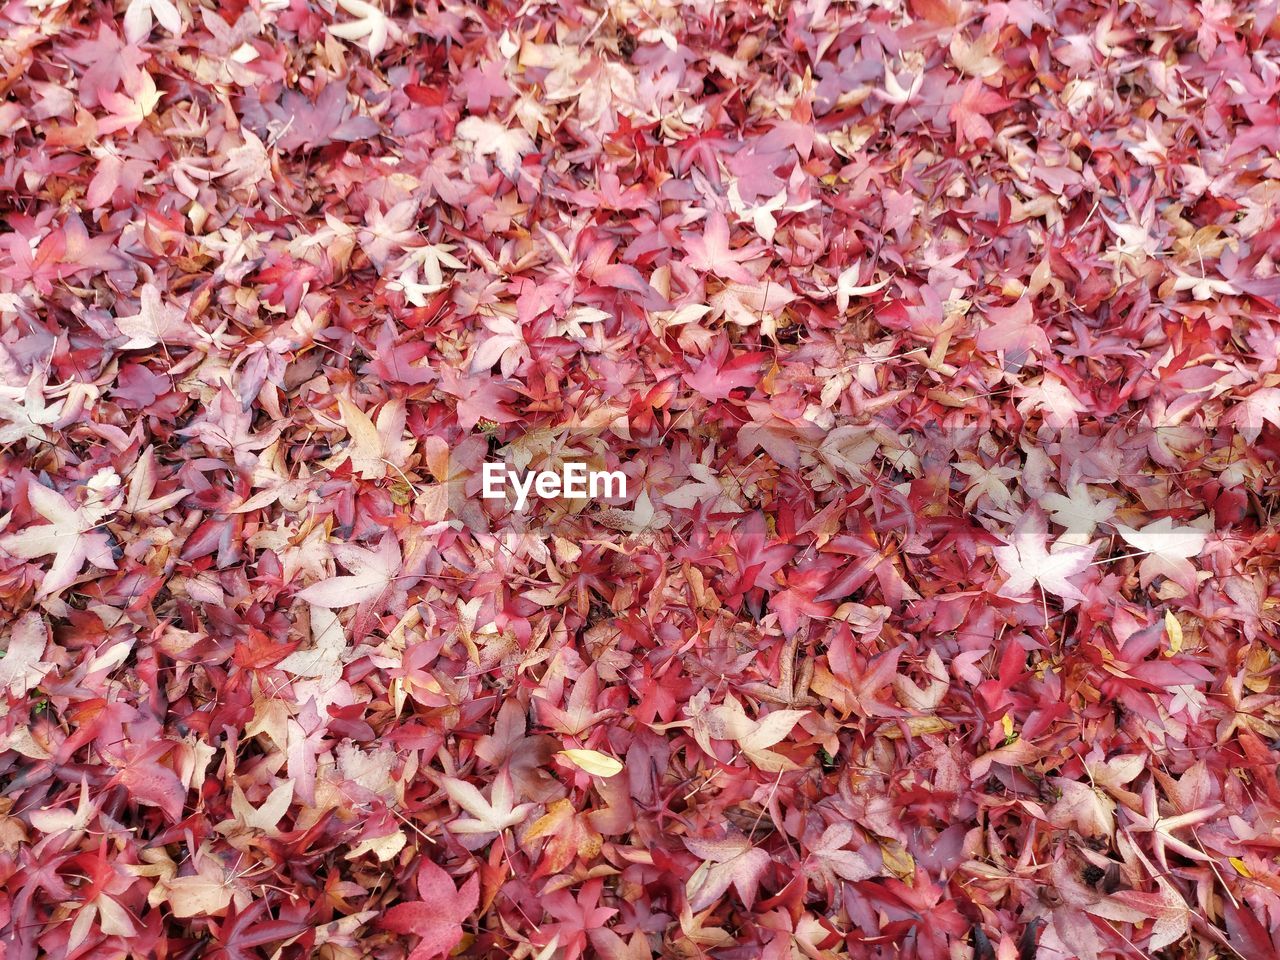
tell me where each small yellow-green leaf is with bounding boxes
[1164,610,1183,656]
[559,749,623,777]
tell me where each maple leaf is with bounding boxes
[984,0,1050,33]
[1083,752,1144,810]
[682,340,765,402]
[0,372,63,448]
[525,797,605,876]
[993,508,1097,601]
[442,770,535,841]
[876,57,924,105]
[1223,897,1280,957]
[728,185,816,243]
[328,0,397,57]
[689,692,808,771]
[1122,781,1222,870]
[975,297,1050,363]
[541,878,617,960]
[219,779,294,837]
[97,70,161,135]
[277,606,348,687]
[115,282,194,349]
[1115,518,1207,592]
[388,244,464,305]
[458,60,513,112]
[381,860,479,960]
[0,612,53,696]
[804,822,879,888]
[708,278,797,333]
[1229,386,1280,442]
[268,83,380,153]
[456,116,534,177]
[1169,267,1237,300]
[954,458,1018,512]
[436,367,520,431]
[365,323,436,385]
[1034,858,1147,960]
[160,865,234,919]
[949,79,1011,144]
[0,482,117,597]
[29,777,96,835]
[179,387,284,461]
[950,31,1003,77]
[1015,374,1088,429]
[681,212,765,282]
[684,833,771,910]
[469,312,529,378]
[1039,484,1119,544]
[1110,880,1190,952]
[1047,778,1117,838]
[123,0,183,44]
[324,396,414,480]
[358,199,419,272]
[833,263,889,313]
[113,743,187,821]
[536,668,614,735]
[296,534,402,607]
[123,446,190,517]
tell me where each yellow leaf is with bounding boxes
[388,479,413,505]
[525,799,575,841]
[878,837,915,880]
[1229,857,1252,878]
[1164,610,1183,656]
[163,876,232,918]
[1000,712,1015,741]
[1245,644,1271,694]
[879,717,954,739]
[336,396,386,480]
[558,749,623,778]
[344,829,407,862]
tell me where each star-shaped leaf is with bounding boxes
[381,859,479,960]
[443,770,534,840]
[1123,781,1222,870]
[0,483,117,597]
[993,508,1097,601]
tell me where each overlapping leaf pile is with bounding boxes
[1,0,1279,957]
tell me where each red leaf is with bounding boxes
[381,860,479,960]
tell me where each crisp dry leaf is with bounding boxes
[328,0,395,57]
[163,875,234,918]
[123,0,183,43]
[277,605,347,684]
[226,779,294,835]
[443,771,535,838]
[296,535,401,607]
[684,834,771,911]
[993,508,1097,601]
[115,284,192,349]
[1116,518,1208,590]
[558,749,624,777]
[0,483,117,597]
[455,116,534,177]
[0,612,52,696]
[0,373,63,448]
